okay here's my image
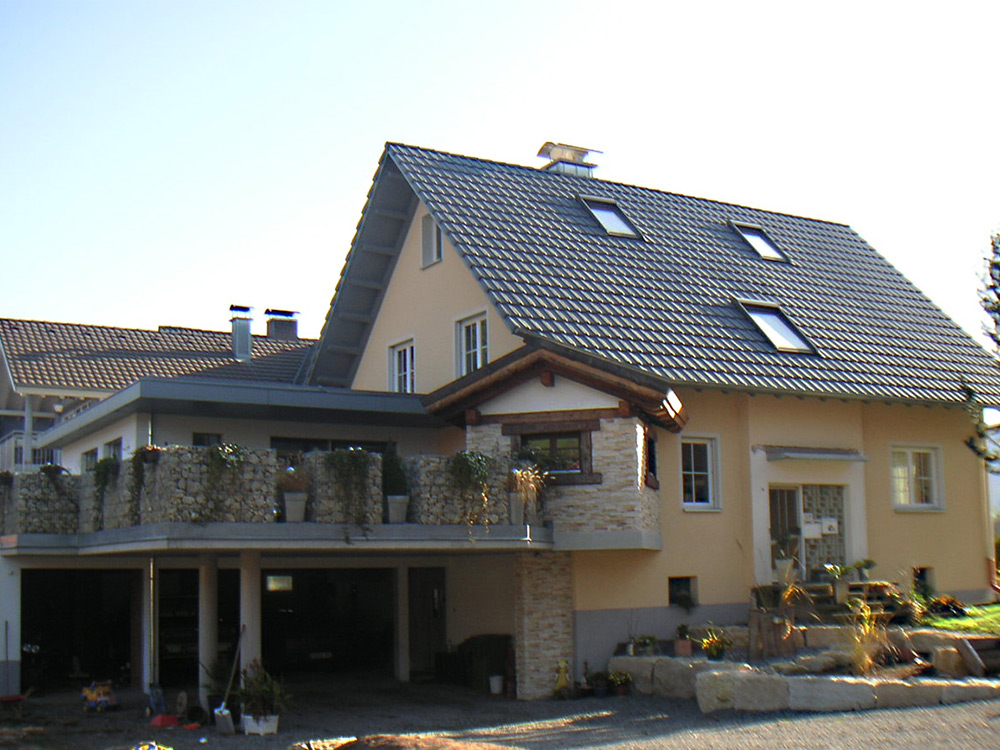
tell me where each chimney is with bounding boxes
[265,309,299,340]
[230,305,252,362]
[537,142,600,177]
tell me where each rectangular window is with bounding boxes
[644,431,659,489]
[732,222,787,261]
[739,301,813,353]
[681,437,719,508]
[458,313,488,376]
[891,447,941,508]
[390,340,416,393]
[193,433,222,447]
[582,197,640,238]
[81,448,98,472]
[102,438,123,461]
[521,432,583,473]
[421,214,443,267]
[668,576,697,609]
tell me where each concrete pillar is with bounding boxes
[198,555,218,711]
[0,558,21,694]
[394,565,410,682]
[140,557,158,692]
[513,552,573,699]
[749,446,773,585]
[239,550,262,673]
[21,397,33,468]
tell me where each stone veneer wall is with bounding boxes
[5,472,80,534]
[467,417,660,534]
[303,451,382,525]
[406,454,510,525]
[0,480,10,534]
[514,551,574,699]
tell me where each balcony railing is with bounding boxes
[0,431,59,473]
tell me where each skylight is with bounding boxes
[740,302,812,353]
[582,198,640,238]
[732,223,786,262]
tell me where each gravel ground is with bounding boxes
[2,675,1000,750]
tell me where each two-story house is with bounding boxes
[2,142,999,702]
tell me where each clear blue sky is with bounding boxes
[2,1,999,346]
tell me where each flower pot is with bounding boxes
[833,578,850,604]
[613,684,629,696]
[775,558,796,583]
[706,649,725,662]
[674,638,693,657]
[242,714,279,735]
[385,494,409,523]
[508,492,523,526]
[283,492,307,523]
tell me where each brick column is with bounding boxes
[513,552,573,699]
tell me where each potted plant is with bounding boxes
[772,528,800,582]
[634,634,658,656]
[382,443,410,523]
[700,626,732,661]
[607,670,633,696]
[448,450,493,527]
[509,463,545,525]
[276,466,309,523]
[674,624,693,657]
[825,563,853,604]
[589,670,608,697]
[236,660,289,735]
[853,558,876,582]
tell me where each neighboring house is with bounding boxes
[2,142,1000,703]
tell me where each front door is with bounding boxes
[769,486,801,576]
[408,567,446,681]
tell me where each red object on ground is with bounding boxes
[150,713,180,727]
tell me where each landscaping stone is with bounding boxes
[906,629,959,654]
[731,673,790,712]
[771,661,808,676]
[804,626,849,650]
[874,679,945,708]
[941,679,1000,704]
[608,656,655,695]
[695,668,752,713]
[794,653,838,674]
[787,676,876,712]
[932,647,969,678]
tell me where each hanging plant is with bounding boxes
[129,446,162,511]
[93,457,120,506]
[449,450,494,527]
[39,464,67,482]
[325,448,372,525]
[381,442,409,496]
[204,443,248,516]
[510,463,546,518]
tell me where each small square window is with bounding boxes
[739,301,813,353]
[421,214,443,267]
[681,437,719,509]
[82,448,98,472]
[103,438,123,461]
[390,340,415,393]
[581,197,640,238]
[668,576,698,610]
[457,313,488,376]
[732,222,787,261]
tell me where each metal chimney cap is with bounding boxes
[537,142,601,165]
[264,309,298,318]
[229,304,252,316]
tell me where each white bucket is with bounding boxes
[489,675,504,695]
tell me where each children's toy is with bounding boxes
[81,680,119,711]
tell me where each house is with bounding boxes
[2,142,999,703]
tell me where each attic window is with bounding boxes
[739,301,813,353]
[732,222,787,262]
[582,197,640,238]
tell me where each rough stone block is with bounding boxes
[795,653,838,674]
[788,676,876,712]
[696,669,746,713]
[942,679,1000,704]
[732,673,790,712]
[772,661,808,676]
[652,657,697,699]
[906,629,955,654]
[607,656,655,695]
[932,647,969,678]
[804,626,849,650]
[874,680,944,708]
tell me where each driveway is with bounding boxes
[3,675,1000,750]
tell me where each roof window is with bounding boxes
[732,222,787,262]
[738,301,813,353]
[582,197,640,238]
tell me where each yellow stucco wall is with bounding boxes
[351,202,522,394]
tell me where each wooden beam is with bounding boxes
[465,409,481,426]
[540,371,554,387]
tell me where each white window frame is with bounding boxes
[102,438,123,461]
[680,436,721,510]
[890,444,943,511]
[457,313,488,377]
[421,214,443,267]
[737,299,814,353]
[580,196,641,238]
[390,339,416,393]
[731,221,788,262]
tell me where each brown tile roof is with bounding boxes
[0,318,313,393]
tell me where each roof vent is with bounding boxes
[229,305,252,362]
[265,308,299,341]
[537,142,600,177]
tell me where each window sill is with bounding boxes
[547,472,602,486]
[682,504,722,513]
[893,505,944,513]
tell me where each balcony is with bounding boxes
[0,431,59,473]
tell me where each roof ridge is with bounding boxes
[384,142,853,229]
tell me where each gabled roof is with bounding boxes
[0,318,313,395]
[313,143,1000,405]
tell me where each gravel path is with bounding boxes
[3,678,999,750]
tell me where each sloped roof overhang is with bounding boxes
[423,341,688,431]
[37,376,441,449]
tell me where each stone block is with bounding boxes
[794,653,838,674]
[804,626,849,650]
[788,676,876,712]
[772,661,808,676]
[607,656,655,695]
[906,629,955,654]
[732,673,790,712]
[874,680,944,708]
[696,669,746,713]
[652,657,697,699]
[932,647,969,678]
[942,679,1000,704]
